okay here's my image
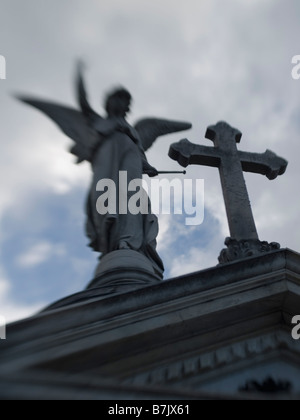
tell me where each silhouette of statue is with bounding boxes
[18,63,192,279]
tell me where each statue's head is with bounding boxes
[104,87,132,118]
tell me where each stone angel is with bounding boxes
[18,63,192,279]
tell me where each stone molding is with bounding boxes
[125,331,299,386]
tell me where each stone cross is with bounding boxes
[169,121,288,263]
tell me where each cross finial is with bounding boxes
[169,121,288,263]
[206,121,242,146]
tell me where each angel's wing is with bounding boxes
[134,118,192,152]
[17,97,100,163]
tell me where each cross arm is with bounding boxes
[169,139,221,168]
[239,150,288,180]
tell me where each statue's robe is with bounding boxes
[85,118,164,278]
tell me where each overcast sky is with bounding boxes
[0,0,300,322]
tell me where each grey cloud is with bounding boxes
[0,0,300,319]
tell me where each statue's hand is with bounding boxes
[143,165,159,177]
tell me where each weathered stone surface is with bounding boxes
[218,237,281,264]
[0,249,300,399]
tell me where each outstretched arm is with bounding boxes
[129,126,158,177]
[76,61,101,124]
[142,153,159,177]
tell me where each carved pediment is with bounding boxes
[122,331,300,396]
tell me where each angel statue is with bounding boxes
[18,63,192,280]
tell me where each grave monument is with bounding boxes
[0,70,299,400]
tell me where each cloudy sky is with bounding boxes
[0,0,300,322]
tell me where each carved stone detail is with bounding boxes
[123,331,299,386]
[239,377,292,394]
[218,237,281,264]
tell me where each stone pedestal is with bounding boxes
[86,249,162,290]
[42,250,162,311]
